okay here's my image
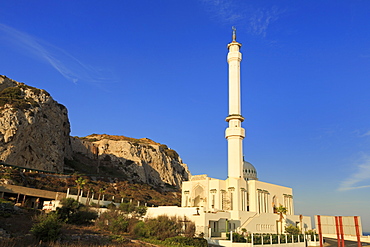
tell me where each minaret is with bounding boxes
[225,27,245,179]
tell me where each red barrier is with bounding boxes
[335,216,341,247]
[354,216,361,247]
[339,216,345,247]
[317,215,323,247]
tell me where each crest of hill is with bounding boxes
[0,75,51,110]
[79,134,160,145]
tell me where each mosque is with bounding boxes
[146,29,312,238]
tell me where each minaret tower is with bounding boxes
[225,27,245,179]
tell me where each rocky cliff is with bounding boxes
[0,75,72,172]
[70,134,190,189]
[0,75,190,189]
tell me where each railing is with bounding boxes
[208,233,320,247]
[247,234,306,245]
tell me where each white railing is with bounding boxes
[208,233,319,247]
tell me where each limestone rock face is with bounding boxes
[0,75,190,189]
[71,134,190,189]
[0,75,72,172]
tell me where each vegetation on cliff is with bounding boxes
[0,165,181,207]
[77,134,160,145]
[0,83,49,110]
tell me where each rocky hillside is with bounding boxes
[70,134,190,189]
[0,75,190,189]
[0,75,72,172]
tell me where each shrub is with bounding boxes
[0,199,15,217]
[57,198,97,225]
[30,213,62,242]
[184,220,196,238]
[227,232,247,243]
[285,224,300,235]
[119,202,136,213]
[96,210,134,234]
[280,234,287,243]
[133,220,150,238]
[110,214,129,234]
[119,202,147,217]
[135,205,147,217]
[67,209,98,225]
[142,215,183,240]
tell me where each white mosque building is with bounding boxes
[146,29,312,238]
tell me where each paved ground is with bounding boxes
[324,237,370,247]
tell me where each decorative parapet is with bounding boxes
[191,174,209,181]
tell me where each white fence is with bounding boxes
[207,233,320,247]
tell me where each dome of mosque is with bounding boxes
[243,161,258,181]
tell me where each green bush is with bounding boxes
[263,234,271,244]
[110,214,129,233]
[133,221,150,238]
[30,213,62,242]
[280,234,287,243]
[96,210,134,234]
[145,215,183,240]
[272,234,279,244]
[253,234,262,245]
[0,199,15,217]
[67,210,98,225]
[133,215,188,241]
[119,202,136,213]
[56,198,97,225]
[285,224,300,235]
[119,202,147,216]
[227,232,247,243]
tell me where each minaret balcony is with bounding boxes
[225,127,245,138]
[225,114,244,122]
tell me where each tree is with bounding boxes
[75,177,86,202]
[97,188,105,208]
[276,205,287,234]
[86,187,94,206]
[30,213,62,242]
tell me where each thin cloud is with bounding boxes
[0,23,114,84]
[248,7,281,37]
[201,0,245,23]
[200,0,284,37]
[338,155,370,191]
[361,131,370,137]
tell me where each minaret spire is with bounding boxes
[232,26,236,41]
[226,27,245,179]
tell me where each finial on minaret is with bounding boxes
[232,26,236,41]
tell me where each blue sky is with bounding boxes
[1,0,369,232]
